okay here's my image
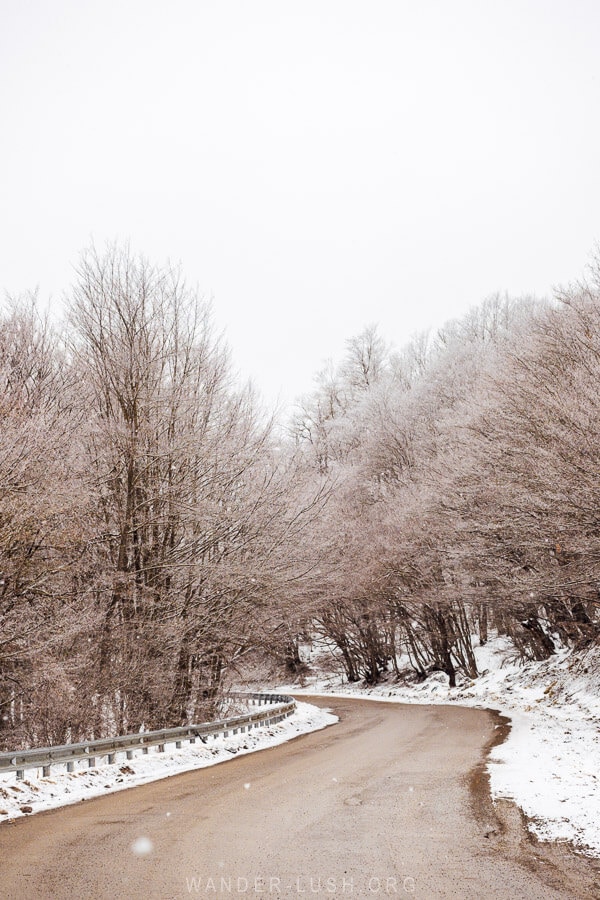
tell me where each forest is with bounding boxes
[1,244,599,750]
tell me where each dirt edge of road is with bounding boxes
[468,707,600,899]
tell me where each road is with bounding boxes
[0,697,598,899]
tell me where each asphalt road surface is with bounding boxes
[1,697,598,899]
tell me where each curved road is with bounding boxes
[0,698,598,899]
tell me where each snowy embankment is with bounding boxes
[0,701,337,823]
[280,638,600,857]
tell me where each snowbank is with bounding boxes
[0,701,337,822]
[280,640,600,857]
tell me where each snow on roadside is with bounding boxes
[0,701,337,823]
[278,639,600,857]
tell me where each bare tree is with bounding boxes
[0,297,89,748]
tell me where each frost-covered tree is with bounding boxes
[292,293,558,684]
[0,298,89,747]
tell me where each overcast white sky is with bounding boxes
[1,0,600,412]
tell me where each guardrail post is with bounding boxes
[126,750,134,760]
[42,765,51,777]
[67,761,75,773]
[107,753,115,765]
[176,740,182,749]
[158,743,165,753]
[88,757,96,768]
[189,737,196,744]
[16,769,24,780]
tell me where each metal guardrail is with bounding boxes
[0,692,295,779]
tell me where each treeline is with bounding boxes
[2,246,599,749]
[0,246,324,749]
[291,270,600,686]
